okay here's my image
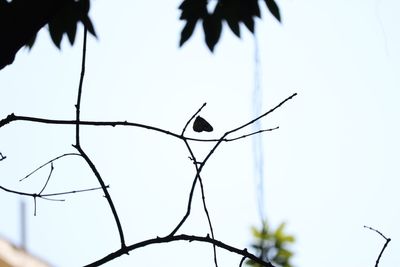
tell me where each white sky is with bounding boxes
[1,0,399,266]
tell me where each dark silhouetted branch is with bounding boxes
[225,127,279,142]
[182,102,207,135]
[168,96,296,265]
[228,93,297,134]
[84,234,275,267]
[0,183,107,216]
[73,145,126,248]
[73,27,126,249]
[183,105,218,266]
[239,256,246,267]
[0,115,278,143]
[38,162,54,195]
[364,225,391,267]
[75,27,87,147]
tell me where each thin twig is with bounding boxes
[84,234,275,267]
[0,184,108,198]
[74,145,126,247]
[41,185,109,197]
[184,138,218,267]
[198,172,218,267]
[20,153,81,181]
[167,166,198,236]
[225,127,279,142]
[33,197,37,216]
[1,115,278,143]
[40,196,65,202]
[364,225,391,267]
[239,256,247,267]
[0,152,6,161]
[228,93,297,134]
[38,162,54,195]
[75,27,87,147]
[182,102,207,135]
[197,93,297,182]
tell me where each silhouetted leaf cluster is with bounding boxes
[179,0,281,51]
[47,0,95,48]
[0,0,95,69]
[1,0,281,70]
[247,222,295,267]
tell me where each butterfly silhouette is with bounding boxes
[193,116,213,132]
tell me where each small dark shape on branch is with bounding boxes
[193,116,213,132]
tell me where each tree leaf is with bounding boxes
[81,16,97,37]
[48,21,64,48]
[179,19,197,47]
[25,33,37,50]
[226,18,240,37]
[249,0,261,18]
[238,1,255,33]
[179,0,207,20]
[66,21,77,44]
[242,16,254,33]
[264,0,281,22]
[218,1,240,37]
[202,12,222,52]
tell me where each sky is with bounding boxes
[1,0,400,266]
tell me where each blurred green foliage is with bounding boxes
[246,221,295,267]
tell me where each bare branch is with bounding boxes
[20,153,81,181]
[184,139,218,266]
[169,95,296,264]
[84,234,275,267]
[228,93,297,134]
[75,27,87,147]
[41,185,109,197]
[73,27,126,249]
[239,256,246,267]
[0,152,6,161]
[38,162,54,195]
[1,116,278,143]
[364,225,391,267]
[39,196,65,202]
[199,171,218,267]
[73,145,126,248]
[33,197,37,216]
[0,184,108,199]
[225,127,279,142]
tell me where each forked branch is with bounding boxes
[364,225,391,267]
